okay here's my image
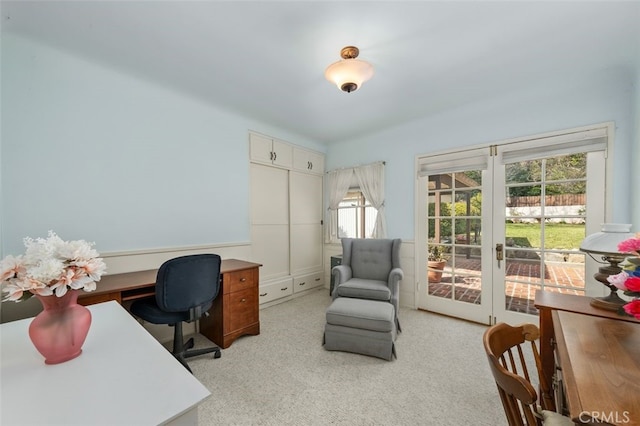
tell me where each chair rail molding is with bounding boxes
[101,242,252,274]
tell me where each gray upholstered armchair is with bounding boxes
[331,238,404,331]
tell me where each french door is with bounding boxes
[416,125,609,324]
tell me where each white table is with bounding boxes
[1,301,211,425]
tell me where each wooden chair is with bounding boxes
[483,322,572,426]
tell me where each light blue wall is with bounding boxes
[2,33,638,255]
[326,67,639,239]
[0,34,325,255]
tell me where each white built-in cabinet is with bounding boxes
[249,133,293,169]
[249,132,325,305]
[293,147,324,175]
[250,164,290,280]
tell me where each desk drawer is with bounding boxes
[224,268,258,294]
[228,288,259,332]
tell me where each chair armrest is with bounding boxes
[331,265,352,299]
[388,267,404,314]
[388,268,404,287]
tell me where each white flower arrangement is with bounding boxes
[1,231,107,302]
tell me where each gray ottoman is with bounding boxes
[323,297,397,361]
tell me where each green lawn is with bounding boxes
[505,223,585,250]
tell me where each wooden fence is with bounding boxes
[506,194,585,207]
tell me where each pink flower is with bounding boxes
[607,271,630,291]
[617,235,640,254]
[623,299,640,320]
[0,255,24,282]
[1,231,106,302]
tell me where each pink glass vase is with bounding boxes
[28,290,92,365]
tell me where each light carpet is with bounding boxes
[186,288,508,425]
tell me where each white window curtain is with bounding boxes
[354,162,387,238]
[326,168,354,241]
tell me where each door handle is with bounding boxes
[496,243,504,268]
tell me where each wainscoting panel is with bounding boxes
[103,242,253,343]
[0,242,253,344]
[102,242,252,274]
[323,240,416,309]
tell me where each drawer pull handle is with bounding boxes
[281,287,288,291]
[260,293,267,297]
[240,278,247,282]
[299,282,306,286]
[315,278,320,281]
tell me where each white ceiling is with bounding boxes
[3,1,639,144]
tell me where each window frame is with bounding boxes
[334,189,376,240]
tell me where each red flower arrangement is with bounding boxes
[607,232,640,319]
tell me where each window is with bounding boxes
[327,161,386,241]
[337,190,378,238]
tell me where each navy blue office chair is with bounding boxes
[130,254,222,373]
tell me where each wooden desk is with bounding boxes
[534,292,639,408]
[1,301,210,425]
[80,259,262,348]
[553,310,640,425]
[535,291,640,424]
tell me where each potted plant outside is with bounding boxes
[428,244,448,283]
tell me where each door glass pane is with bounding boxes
[503,155,587,315]
[428,171,483,305]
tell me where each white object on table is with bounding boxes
[1,301,211,425]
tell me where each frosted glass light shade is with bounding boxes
[324,59,374,93]
[579,223,634,255]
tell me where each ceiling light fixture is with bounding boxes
[324,46,374,93]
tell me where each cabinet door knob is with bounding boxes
[241,298,246,303]
[240,277,247,282]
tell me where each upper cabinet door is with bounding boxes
[249,133,293,169]
[293,147,324,175]
[272,139,293,168]
[249,133,274,165]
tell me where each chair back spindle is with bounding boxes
[483,322,568,426]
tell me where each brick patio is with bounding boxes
[428,256,585,315]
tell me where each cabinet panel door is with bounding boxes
[290,224,323,274]
[307,151,324,175]
[290,172,323,224]
[292,148,311,172]
[249,133,274,165]
[251,164,289,225]
[272,139,293,168]
[293,147,324,174]
[251,224,290,280]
